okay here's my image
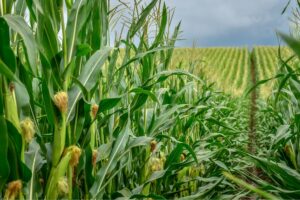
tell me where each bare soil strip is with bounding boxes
[248,56,257,175]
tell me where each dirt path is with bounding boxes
[248,56,257,175]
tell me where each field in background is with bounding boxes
[171,46,293,98]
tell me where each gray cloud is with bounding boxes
[167,0,293,47]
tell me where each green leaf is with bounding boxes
[84,147,94,189]
[42,80,55,125]
[146,169,168,183]
[72,77,89,98]
[279,32,300,59]
[164,22,181,68]
[67,47,111,121]
[66,0,93,63]
[248,154,300,191]
[78,46,110,89]
[271,125,291,149]
[131,194,166,200]
[91,0,108,49]
[275,73,293,104]
[65,0,73,9]
[180,143,198,164]
[99,97,122,113]
[14,81,31,117]
[126,136,152,149]
[214,160,229,171]
[0,58,19,82]
[150,3,167,49]
[165,142,198,168]
[144,69,203,87]
[129,0,159,38]
[130,87,159,104]
[24,141,46,200]
[116,46,172,73]
[131,169,168,195]
[0,116,9,191]
[36,10,59,60]
[6,120,32,182]
[148,105,185,136]
[96,143,112,162]
[245,73,284,96]
[3,15,38,75]
[0,18,16,72]
[165,144,184,168]
[25,0,37,21]
[5,0,14,14]
[90,120,131,198]
[223,171,279,200]
[76,44,93,57]
[281,0,291,15]
[14,0,26,15]
[0,18,10,47]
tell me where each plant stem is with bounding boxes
[90,121,96,149]
[68,166,72,200]
[49,1,57,32]
[84,178,89,199]
[144,103,147,135]
[61,2,67,69]
[2,0,6,14]
[223,171,278,200]
[3,80,21,131]
[46,152,73,200]
[52,115,67,167]
[0,0,3,16]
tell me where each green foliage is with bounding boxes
[0,0,218,199]
[1,0,300,199]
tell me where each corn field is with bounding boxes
[172,46,297,98]
[1,0,300,199]
[172,47,251,96]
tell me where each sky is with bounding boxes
[167,0,294,47]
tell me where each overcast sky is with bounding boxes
[166,0,293,47]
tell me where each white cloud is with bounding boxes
[109,0,294,47]
[167,0,293,46]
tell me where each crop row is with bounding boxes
[252,46,295,98]
[172,46,299,98]
[172,47,250,96]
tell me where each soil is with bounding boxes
[248,56,258,176]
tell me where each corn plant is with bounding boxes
[4,0,300,199]
[0,0,230,199]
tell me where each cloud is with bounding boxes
[167,0,293,47]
